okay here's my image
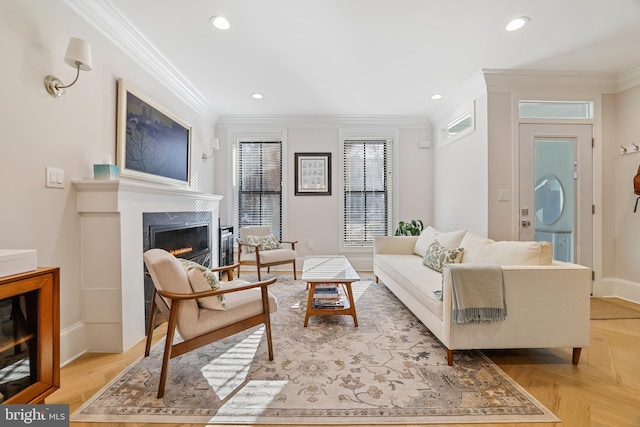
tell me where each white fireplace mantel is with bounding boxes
[73,180,223,353]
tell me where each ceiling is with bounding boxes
[96,0,640,121]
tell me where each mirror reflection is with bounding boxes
[535,174,564,225]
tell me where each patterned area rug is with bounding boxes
[72,275,558,424]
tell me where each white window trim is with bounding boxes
[229,128,289,240]
[438,101,476,148]
[338,128,399,253]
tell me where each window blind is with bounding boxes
[343,139,393,248]
[236,140,282,239]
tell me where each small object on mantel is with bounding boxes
[0,249,37,278]
[94,164,120,180]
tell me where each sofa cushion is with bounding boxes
[178,259,226,310]
[413,226,467,257]
[460,232,553,265]
[422,239,464,273]
[375,254,444,320]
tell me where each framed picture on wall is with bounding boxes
[295,152,331,196]
[116,78,192,186]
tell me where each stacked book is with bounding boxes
[311,284,346,309]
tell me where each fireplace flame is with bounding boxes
[170,247,193,256]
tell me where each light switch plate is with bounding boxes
[45,166,64,189]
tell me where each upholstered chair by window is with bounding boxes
[237,226,297,280]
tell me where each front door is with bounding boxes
[519,124,592,268]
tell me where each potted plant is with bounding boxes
[394,219,424,236]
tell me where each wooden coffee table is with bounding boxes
[302,255,360,327]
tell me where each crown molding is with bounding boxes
[617,65,640,93]
[64,0,217,123]
[216,114,430,129]
[482,69,618,93]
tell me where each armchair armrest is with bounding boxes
[281,240,297,249]
[209,262,240,280]
[158,277,277,301]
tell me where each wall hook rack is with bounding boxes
[620,143,640,155]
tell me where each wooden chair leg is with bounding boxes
[157,302,180,399]
[144,295,158,357]
[572,348,582,365]
[261,286,274,361]
[447,349,454,366]
[293,260,297,279]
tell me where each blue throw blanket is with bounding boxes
[446,264,506,324]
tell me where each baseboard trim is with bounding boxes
[595,277,640,304]
[60,321,88,367]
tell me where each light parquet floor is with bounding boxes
[48,297,640,427]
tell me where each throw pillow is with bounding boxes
[178,259,226,310]
[413,227,467,257]
[422,239,464,273]
[245,234,283,253]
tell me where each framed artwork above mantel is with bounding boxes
[294,152,331,196]
[116,79,192,187]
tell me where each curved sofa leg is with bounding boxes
[375,275,379,283]
[447,349,454,366]
[572,348,581,365]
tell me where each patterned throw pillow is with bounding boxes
[178,259,226,310]
[245,234,283,253]
[422,239,464,273]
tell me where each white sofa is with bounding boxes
[373,227,591,366]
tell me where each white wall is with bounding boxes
[0,0,216,364]
[608,84,640,300]
[214,119,432,271]
[433,97,489,236]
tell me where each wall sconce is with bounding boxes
[202,138,220,161]
[44,37,93,98]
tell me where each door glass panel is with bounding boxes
[534,139,574,262]
[535,174,564,225]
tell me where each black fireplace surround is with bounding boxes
[142,211,213,327]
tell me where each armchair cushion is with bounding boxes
[178,259,226,310]
[179,287,278,340]
[258,248,297,264]
[245,234,283,252]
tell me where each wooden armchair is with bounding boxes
[143,248,278,398]
[237,226,298,280]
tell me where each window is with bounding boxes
[342,138,393,248]
[519,101,593,119]
[236,140,282,239]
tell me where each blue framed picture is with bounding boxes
[116,79,192,186]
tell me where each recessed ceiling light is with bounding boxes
[252,93,263,100]
[505,16,530,32]
[431,93,443,100]
[210,16,231,30]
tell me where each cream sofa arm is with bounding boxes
[440,261,592,353]
[374,236,419,255]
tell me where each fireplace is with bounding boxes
[149,222,211,263]
[143,212,213,327]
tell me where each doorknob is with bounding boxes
[521,220,531,227]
